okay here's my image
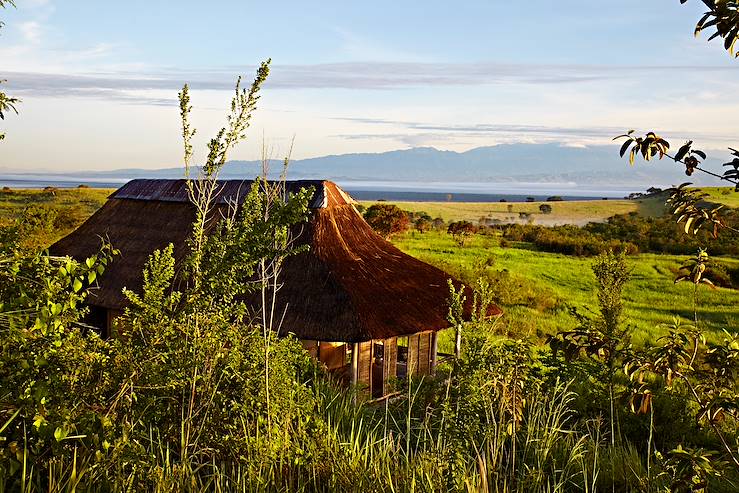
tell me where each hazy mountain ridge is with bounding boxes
[10,144,717,187]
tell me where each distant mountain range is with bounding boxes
[6,143,718,191]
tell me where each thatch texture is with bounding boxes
[51,179,501,342]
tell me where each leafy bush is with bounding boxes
[432,216,446,230]
[428,257,562,314]
[502,223,639,256]
[585,210,739,256]
[414,216,431,233]
[363,203,410,238]
[447,220,476,246]
[499,208,739,258]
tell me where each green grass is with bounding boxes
[0,187,113,247]
[360,196,665,225]
[392,230,739,347]
[0,187,112,221]
[702,186,739,209]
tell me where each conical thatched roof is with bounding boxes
[51,179,501,342]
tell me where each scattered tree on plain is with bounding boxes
[447,220,476,246]
[363,203,410,238]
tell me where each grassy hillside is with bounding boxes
[0,187,112,220]
[360,196,665,225]
[392,230,739,348]
[703,186,739,208]
[0,187,113,248]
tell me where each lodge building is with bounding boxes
[51,179,502,398]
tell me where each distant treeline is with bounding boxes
[498,210,739,288]
[501,210,739,257]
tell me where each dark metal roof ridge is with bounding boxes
[110,178,343,209]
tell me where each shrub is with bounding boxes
[431,217,446,230]
[414,217,431,233]
[585,210,739,256]
[363,204,410,238]
[447,220,476,246]
[502,223,640,257]
[539,203,553,214]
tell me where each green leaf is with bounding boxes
[619,140,632,158]
[73,278,82,293]
[54,426,67,442]
[684,217,694,234]
[675,141,692,161]
[701,278,717,290]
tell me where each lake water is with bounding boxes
[0,175,638,203]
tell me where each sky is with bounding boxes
[1,0,739,171]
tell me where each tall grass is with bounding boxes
[2,375,646,492]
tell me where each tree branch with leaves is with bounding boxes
[0,0,20,141]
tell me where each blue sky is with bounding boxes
[1,0,738,171]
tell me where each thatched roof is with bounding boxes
[51,179,501,342]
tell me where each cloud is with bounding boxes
[18,21,42,44]
[6,61,739,104]
[2,71,178,105]
[5,61,739,149]
[330,118,739,149]
[332,117,627,139]
[335,132,480,147]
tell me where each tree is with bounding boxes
[415,216,431,233]
[539,204,553,214]
[447,220,476,246]
[614,2,739,237]
[363,203,409,238]
[687,0,739,58]
[0,1,20,141]
[608,3,739,482]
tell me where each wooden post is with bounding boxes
[431,331,438,373]
[351,342,359,386]
[383,338,397,396]
[455,324,462,359]
[408,334,419,377]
